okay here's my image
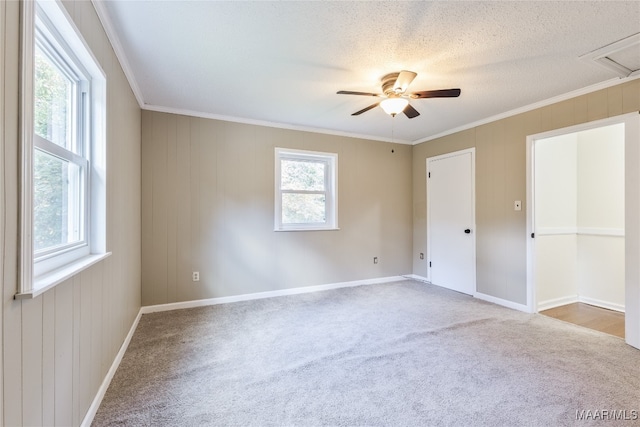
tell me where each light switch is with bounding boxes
[514,200,522,211]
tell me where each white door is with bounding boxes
[427,149,476,295]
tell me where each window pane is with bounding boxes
[33,149,82,252]
[34,46,73,150]
[281,159,325,191]
[282,193,326,224]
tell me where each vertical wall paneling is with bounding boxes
[2,1,142,425]
[150,113,169,305]
[622,79,640,112]
[90,264,103,398]
[78,269,92,416]
[21,297,43,426]
[141,114,413,305]
[72,275,81,427]
[176,115,193,303]
[166,115,178,303]
[54,281,74,427]
[42,290,55,426]
[141,111,154,306]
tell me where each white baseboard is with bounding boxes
[537,295,579,312]
[80,309,143,427]
[579,296,625,313]
[403,274,430,283]
[536,295,625,313]
[141,275,408,314]
[474,292,531,313]
[407,279,531,313]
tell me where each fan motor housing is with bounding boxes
[381,72,401,95]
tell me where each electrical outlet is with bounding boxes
[373,257,378,264]
[192,271,200,282]
[514,200,522,211]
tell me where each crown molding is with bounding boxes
[413,74,640,145]
[92,0,144,107]
[142,104,413,145]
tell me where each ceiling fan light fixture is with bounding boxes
[380,97,409,117]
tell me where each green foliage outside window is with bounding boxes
[33,47,72,251]
[281,160,327,223]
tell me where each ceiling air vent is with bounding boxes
[580,33,640,78]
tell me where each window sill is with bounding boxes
[274,227,341,232]
[15,252,112,299]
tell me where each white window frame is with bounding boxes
[274,147,338,231]
[18,0,109,298]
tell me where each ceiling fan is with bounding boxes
[337,70,461,118]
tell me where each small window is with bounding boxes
[275,148,338,231]
[18,0,108,298]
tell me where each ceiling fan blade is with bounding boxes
[403,103,420,119]
[352,102,380,116]
[411,88,461,98]
[337,90,381,97]
[394,70,417,93]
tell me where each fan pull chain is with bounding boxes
[391,115,395,144]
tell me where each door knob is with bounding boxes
[464,229,471,234]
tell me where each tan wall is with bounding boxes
[141,111,413,306]
[1,2,141,426]
[413,79,640,305]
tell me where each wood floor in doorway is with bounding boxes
[540,303,624,338]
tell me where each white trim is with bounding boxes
[578,227,625,237]
[624,112,640,349]
[535,227,625,237]
[527,114,637,142]
[526,132,536,313]
[535,227,577,236]
[274,147,338,231]
[143,104,413,145]
[403,274,430,283]
[141,276,407,314]
[414,75,640,145]
[537,295,579,312]
[91,0,144,107]
[19,0,36,300]
[15,252,111,299]
[536,295,625,313]
[579,296,625,313]
[474,292,531,313]
[80,309,143,427]
[0,0,6,422]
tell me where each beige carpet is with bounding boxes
[92,280,640,426]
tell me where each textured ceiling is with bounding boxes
[97,1,640,144]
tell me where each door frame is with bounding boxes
[526,112,640,349]
[426,148,476,292]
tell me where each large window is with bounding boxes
[33,19,89,262]
[275,148,338,231]
[19,1,108,298]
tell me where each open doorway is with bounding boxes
[526,112,640,349]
